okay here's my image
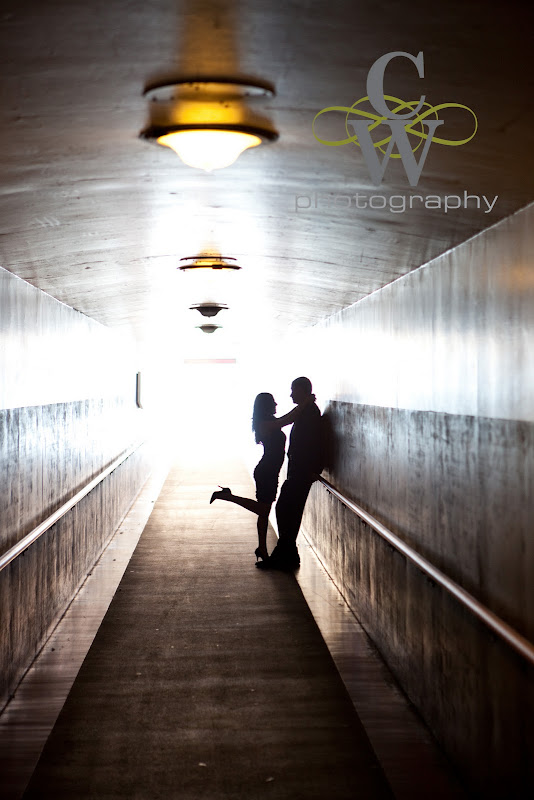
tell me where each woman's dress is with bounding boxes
[253,427,286,504]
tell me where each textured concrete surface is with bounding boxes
[291,206,534,798]
[314,403,534,638]
[1,2,532,349]
[305,477,534,798]
[0,269,150,708]
[0,262,151,709]
[23,460,393,800]
[0,444,151,710]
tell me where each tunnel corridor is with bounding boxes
[1,1,534,798]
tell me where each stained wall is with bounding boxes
[0,267,152,708]
[290,203,534,797]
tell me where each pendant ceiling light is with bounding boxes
[190,303,228,318]
[140,78,278,171]
[197,324,221,334]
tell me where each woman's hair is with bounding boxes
[252,393,276,443]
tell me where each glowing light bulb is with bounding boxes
[157,130,262,171]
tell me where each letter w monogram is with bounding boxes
[348,119,443,186]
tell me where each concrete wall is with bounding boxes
[288,204,534,797]
[0,267,152,709]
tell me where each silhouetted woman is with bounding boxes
[210,392,312,564]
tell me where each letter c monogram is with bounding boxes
[367,51,426,120]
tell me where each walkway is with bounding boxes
[22,459,393,799]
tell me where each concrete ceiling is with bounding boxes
[1,0,533,357]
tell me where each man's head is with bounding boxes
[291,376,312,405]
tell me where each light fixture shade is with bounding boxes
[197,324,221,334]
[190,304,228,317]
[179,256,241,271]
[158,129,262,171]
[140,78,278,171]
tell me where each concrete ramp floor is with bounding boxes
[23,459,393,799]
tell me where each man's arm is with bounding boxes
[263,394,316,430]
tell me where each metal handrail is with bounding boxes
[0,442,144,574]
[318,476,534,668]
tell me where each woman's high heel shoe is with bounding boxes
[255,547,269,563]
[209,486,231,504]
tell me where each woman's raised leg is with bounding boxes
[210,491,271,561]
[211,491,269,517]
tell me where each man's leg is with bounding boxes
[270,477,312,568]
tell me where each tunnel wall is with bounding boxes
[0,267,152,709]
[295,203,534,797]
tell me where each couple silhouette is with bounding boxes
[210,377,323,570]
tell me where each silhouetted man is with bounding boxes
[268,376,323,570]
